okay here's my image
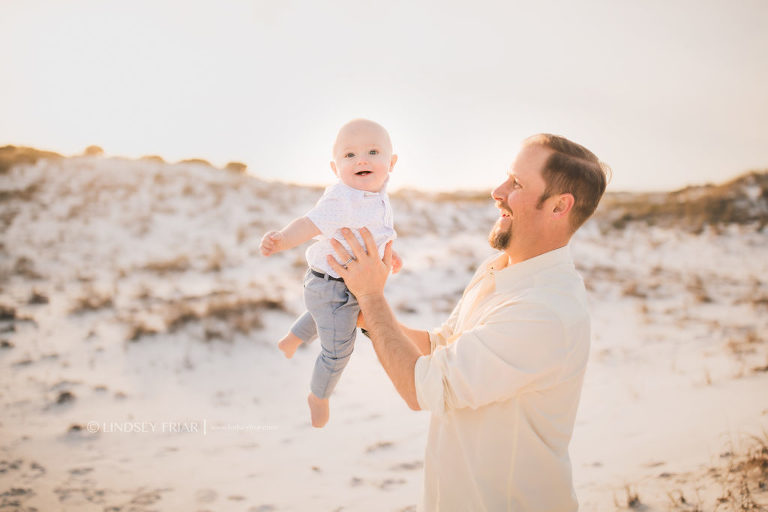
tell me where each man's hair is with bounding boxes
[525,133,611,231]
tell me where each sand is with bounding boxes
[1,156,766,510]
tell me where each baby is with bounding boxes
[260,119,402,428]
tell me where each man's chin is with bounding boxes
[488,225,511,251]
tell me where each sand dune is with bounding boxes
[1,153,766,510]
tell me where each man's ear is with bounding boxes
[552,193,575,218]
[330,161,338,177]
[389,154,398,172]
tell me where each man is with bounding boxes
[326,134,610,511]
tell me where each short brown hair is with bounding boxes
[525,133,610,231]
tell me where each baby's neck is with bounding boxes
[339,179,387,194]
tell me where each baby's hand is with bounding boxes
[260,231,285,257]
[391,250,403,274]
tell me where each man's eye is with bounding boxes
[369,149,378,155]
[345,152,355,158]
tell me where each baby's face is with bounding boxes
[331,120,397,193]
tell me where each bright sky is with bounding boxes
[2,0,767,193]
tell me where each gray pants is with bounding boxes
[290,269,359,399]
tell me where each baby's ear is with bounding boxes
[389,154,398,172]
[330,161,338,176]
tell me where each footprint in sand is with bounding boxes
[0,487,35,504]
[378,478,407,491]
[390,460,423,471]
[0,459,23,474]
[365,440,394,453]
[248,505,276,512]
[56,390,76,404]
[28,461,46,478]
[68,467,94,476]
[195,488,218,503]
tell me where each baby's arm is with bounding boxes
[260,217,321,257]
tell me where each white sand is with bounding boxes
[1,157,766,510]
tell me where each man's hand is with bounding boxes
[327,228,392,299]
[260,231,284,257]
[329,228,422,411]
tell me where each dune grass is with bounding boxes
[0,145,63,174]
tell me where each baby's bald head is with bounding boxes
[332,119,393,158]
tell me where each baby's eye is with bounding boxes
[345,152,355,158]
[369,149,378,155]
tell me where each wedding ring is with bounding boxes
[342,256,356,268]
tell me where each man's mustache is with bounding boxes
[495,202,512,215]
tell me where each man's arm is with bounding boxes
[326,228,423,410]
[358,294,423,410]
[260,216,321,256]
[398,324,431,356]
[361,316,430,356]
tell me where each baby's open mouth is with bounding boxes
[355,171,372,176]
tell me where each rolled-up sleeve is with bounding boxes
[428,300,462,352]
[415,303,567,413]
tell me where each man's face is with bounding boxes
[331,121,396,193]
[488,144,552,251]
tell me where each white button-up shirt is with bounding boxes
[414,246,590,511]
[305,181,395,278]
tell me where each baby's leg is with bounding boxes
[279,311,317,359]
[305,279,359,428]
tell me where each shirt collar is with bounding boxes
[489,245,574,291]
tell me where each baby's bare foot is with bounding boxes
[307,392,330,428]
[278,332,303,359]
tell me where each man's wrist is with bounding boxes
[356,293,388,339]
[356,292,386,308]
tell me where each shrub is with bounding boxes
[0,145,63,174]
[596,170,768,231]
[83,145,104,156]
[179,158,212,167]
[225,161,247,173]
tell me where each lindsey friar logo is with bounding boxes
[84,419,279,435]
[86,420,206,434]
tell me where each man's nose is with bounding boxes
[491,183,506,202]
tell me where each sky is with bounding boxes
[2,0,767,193]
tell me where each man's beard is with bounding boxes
[488,217,512,250]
